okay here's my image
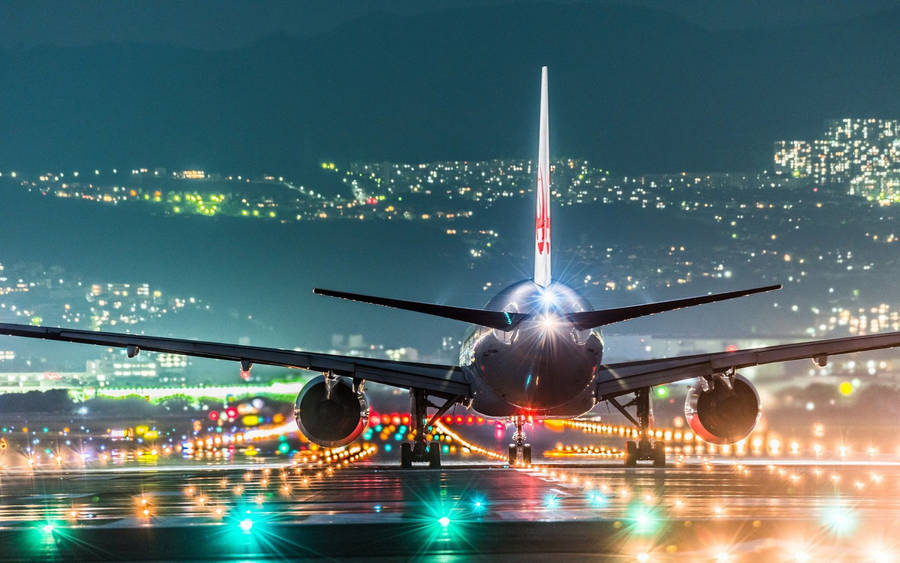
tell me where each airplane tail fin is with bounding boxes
[534,66,551,287]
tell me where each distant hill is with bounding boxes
[0,3,897,177]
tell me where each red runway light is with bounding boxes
[208,411,219,421]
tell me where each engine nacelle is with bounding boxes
[294,375,369,447]
[684,373,760,445]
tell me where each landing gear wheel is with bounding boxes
[508,444,517,466]
[429,441,442,468]
[652,442,666,467]
[401,442,412,468]
[624,440,638,467]
[522,444,532,465]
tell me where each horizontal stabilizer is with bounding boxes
[566,284,782,329]
[314,288,527,331]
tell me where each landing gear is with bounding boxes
[429,441,442,468]
[607,387,667,468]
[399,389,463,469]
[652,441,666,467]
[507,416,532,466]
[401,442,412,468]
[624,440,637,467]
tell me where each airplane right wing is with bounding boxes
[594,330,900,398]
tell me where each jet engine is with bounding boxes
[684,373,760,445]
[294,375,369,447]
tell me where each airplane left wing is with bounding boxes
[595,331,900,398]
[0,323,470,399]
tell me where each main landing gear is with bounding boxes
[507,415,532,466]
[608,387,666,468]
[400,389,460,469]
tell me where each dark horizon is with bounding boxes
[0,2,897,178]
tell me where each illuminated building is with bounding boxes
[774,141,812,178]
[776,119,899,194]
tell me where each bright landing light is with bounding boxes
[539,289,557,306]
[239,518,254,532]
[438,516,451,528]
[540,314,558,330]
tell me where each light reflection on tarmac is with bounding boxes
[1,458,899,560]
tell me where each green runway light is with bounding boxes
[587,491,607,507]
[822,503,857,535]
[42,524,55,534]
[627,504,661,535]
[239,518,254,532]
[544,494,560,509]
[438,516,450,528]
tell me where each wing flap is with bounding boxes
[0,322,469,398]
[595,330,900,397]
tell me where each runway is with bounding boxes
[1,458,899,560]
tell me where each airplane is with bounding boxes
[2,66,900,468]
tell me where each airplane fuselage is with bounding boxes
[460,280,603,417]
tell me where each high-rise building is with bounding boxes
[775,119,899,192]
[774,140,812,178]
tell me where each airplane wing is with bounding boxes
[0,323,470,399]
[595,331,900,398]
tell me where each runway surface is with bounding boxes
[1,458,899,560]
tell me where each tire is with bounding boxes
[652,442,666,468]
[401,442,412,468]
[429,441,442,468]
[624,440,638,467]
[523,444,532,465]
[508,444,517,466]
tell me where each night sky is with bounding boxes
[1,0,896,50]
[0,1,897,177]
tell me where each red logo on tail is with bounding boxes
[536,170,550,255]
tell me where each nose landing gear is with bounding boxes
[508,415,532,466]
